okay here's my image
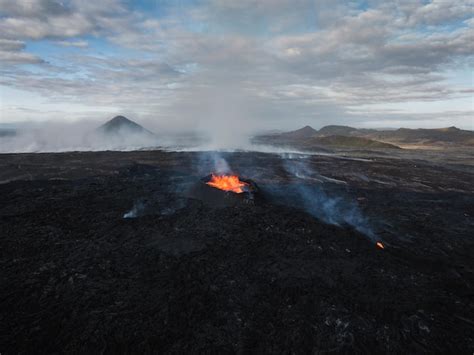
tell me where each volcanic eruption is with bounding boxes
[206,174,249,193]
[186,172,259,207]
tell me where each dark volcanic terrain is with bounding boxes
[0,149,473,353]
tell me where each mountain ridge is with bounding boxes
[253,124,474,149]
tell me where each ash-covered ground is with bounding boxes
[0,149,473,353]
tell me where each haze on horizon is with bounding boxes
[0,0,473,133]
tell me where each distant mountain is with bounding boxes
[253,124,474,150]
[281,125,318,139]
[311,125,473,146]
[252,125,321,148]
[97,115,154,136]
[310,135,400,149]
[253,125,400,150]
[317,125,377,136]
[317,125,358,136]
[367,126,474,145]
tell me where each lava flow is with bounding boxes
[206,174,249,193]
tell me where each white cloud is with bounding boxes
[407,0,474,26]
[0,38,43,64]
[0,0,472,130]
[0,50,43,64]
[0,0,134,40]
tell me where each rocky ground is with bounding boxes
[0,149,473,353]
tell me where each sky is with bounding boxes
[0,0,473,131]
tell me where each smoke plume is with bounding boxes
[277,155,376,240]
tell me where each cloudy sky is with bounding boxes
[0,0,473,130]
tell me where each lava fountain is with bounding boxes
[206,174,249,193]
[186,173,259,207]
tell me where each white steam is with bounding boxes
[0,120,160,153]
[123,200,145,219]
[280,155,376,240]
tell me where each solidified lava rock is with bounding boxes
[0,151,473,354]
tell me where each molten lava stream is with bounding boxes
[206,174,249,193]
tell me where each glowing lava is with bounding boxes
[376,241,385,249]
[206,174,249,193]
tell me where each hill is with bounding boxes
[367,127,474,145]
[310,135,400,149]
[317,125,359,136]
[97,115,154,136]
[280,125,318,139]
[253,125,401,150]
[93,115,158,150]
[254,124,474,150]
[315,125,473,146]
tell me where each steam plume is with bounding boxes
[279,155,376,240]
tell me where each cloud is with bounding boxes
[271,9,473,75]
[406,0,474,26]
[0,0,71,18]
[0,38,25,51]
[199,0,317,34]
[0,38,43,64]
[0,0,133,40]
[0,50,43,64]
[0,0,472,131]
[54,40,89,48]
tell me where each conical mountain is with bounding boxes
[98,115,154,135]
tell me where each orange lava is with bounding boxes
[376,241,385,249]
[206,174,249,193]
